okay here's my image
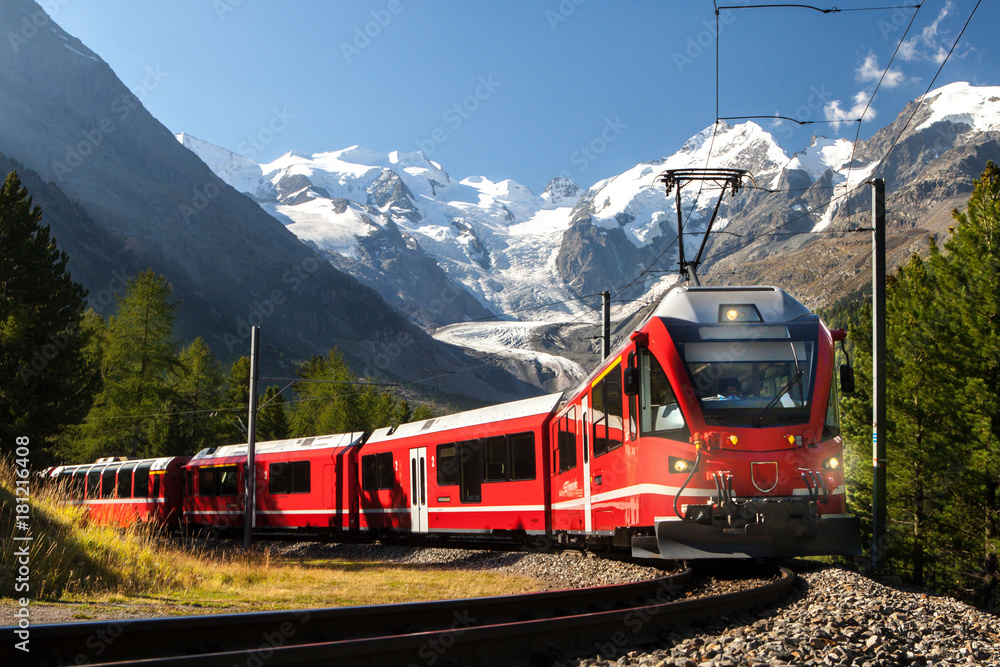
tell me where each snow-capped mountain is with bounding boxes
[180,82,1000,391]
[0,0,546,405]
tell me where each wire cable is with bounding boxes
[869,0,982,181]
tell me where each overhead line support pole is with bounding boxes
[871,178,888,573]
[602,291,611,358]
[244,326,259,551]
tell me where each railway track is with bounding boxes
[11,565,794,667]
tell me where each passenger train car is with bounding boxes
[46,456,189,528]
[46,285,860,560]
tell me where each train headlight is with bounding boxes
[669,456,696,474]
[823,457,841,470]
[728,435,739,446]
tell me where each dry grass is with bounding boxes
[0,458,542,613]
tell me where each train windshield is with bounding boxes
[671,322,819,427]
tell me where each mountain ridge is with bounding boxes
[179,82,1000,393]
[0,0,541,403]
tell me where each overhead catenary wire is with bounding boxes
[869,0,982,182]
[842,2,923,214]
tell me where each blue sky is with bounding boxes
[51,0,998,194]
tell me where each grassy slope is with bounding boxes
[0,459,541,615]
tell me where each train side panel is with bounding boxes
[48,456,188,530]
[183,433,365,534]
[363,394,561,537]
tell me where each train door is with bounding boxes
[409,447,428,533]
[581,395,592,533]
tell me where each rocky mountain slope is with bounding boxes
[0,0,538,403]
[182,82,1000,391]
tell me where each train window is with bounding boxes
[199,468,216,496]
[198,467,235,496]
[87,468,102,498]
[639,349,689,437]
[269,461,311,494]
[509,432,536,481]
[117,463,136,498]
[437,444,459,486]
[134,463,152,498]
[361,455,376,490]
[71,470,86,500]
[556,408,577,474]
[376,454,393,489]
[101,466,118,498]
[483,436,507,482]
[218,466,239,496]
[152,474,161,498]
[823,375,841,439]
[459,440,482,503]
[362,453,394,491]
[680,338,815,427]
[593,364,624,457]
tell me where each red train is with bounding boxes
[46,456,189,528]
[47,284,860,560]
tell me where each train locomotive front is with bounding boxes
[552,284,861,560]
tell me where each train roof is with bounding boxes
[368,392,563,444]
[189,431,366,463]
[50,456,184,476]
[652,285,813,325]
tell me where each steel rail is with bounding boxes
[10,566,795,666]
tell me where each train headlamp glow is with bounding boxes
[718,304,763,323]
[669,456,696,474]
[823,457,841,470]
[728,434,739,446]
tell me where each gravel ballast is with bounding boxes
[562,565,1000,667]
[4,541,999,666]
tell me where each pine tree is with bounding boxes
[175,337,227,452]
[288,349,362,436]
[218,356,251,444]
[842,162,1000,606]
[930,161,1000,606]
[73,270,182,459]
[0,172,96,460]
[256,385,290,441]
[286,348,427,436]
[884,253,975,590]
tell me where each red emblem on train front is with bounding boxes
[751,462,779,493]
